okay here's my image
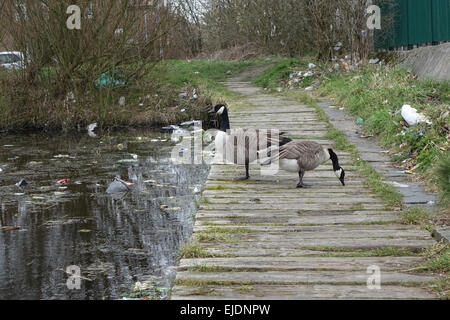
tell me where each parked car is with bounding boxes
[0,51,25,70]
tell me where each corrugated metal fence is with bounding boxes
[375,0,450,49]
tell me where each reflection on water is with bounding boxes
[0,129,209,300]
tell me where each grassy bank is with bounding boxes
[0,59,266,133]
[252,58,450,209]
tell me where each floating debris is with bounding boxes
[180,120,202,128]
[16,179,28,187]
[78,229,92,233]
[106,177,133,194]
[161,125,181,134]
[2,226,21,231]
[56,179,68,186]
[118,159,138,164]
[87,123,98,137]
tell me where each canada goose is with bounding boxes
[261,141,345,188]
[208,104,292,180]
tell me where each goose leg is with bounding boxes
[297,171,311,188]
[236,159,250,181]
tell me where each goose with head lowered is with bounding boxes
[260,140,345,188]
[208,104,292,180]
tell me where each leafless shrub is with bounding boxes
[0,0,198,130]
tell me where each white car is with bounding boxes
[0,51,25,70]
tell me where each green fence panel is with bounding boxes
[431,0,449,41]
[408,0,433,44]
[375,0,450,49]
[396,0,410,46]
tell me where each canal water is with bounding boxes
[0,129,210,300]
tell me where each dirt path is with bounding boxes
[170,68,439,300]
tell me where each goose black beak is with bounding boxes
[208,108,216,114]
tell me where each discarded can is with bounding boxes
[56,179,68,186]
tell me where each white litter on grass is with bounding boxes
[401,104,432,126]
[334,42,343,51]
[308,63,316,69]
[119,96,126,106]
[305,86,314,91]
[276,87,283,93]
[369,58,380,64]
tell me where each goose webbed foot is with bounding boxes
[236,176,250,181]
[297,171,310,188]
[296,183,312,188]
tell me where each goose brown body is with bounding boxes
[209,104,291,180]
[263,140,346,188]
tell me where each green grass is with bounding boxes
[318,64,449,195]
[178,242,216,259]
[151,59,268,102]
[399,207,430,225]
[253,57,308,89]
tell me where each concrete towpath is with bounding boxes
[170,68,439,300]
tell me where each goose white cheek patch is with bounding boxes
[217,107,225,115]
[334,169,343,178]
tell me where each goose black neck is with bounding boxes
[219,109,231,132]
[328,149,341,171]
